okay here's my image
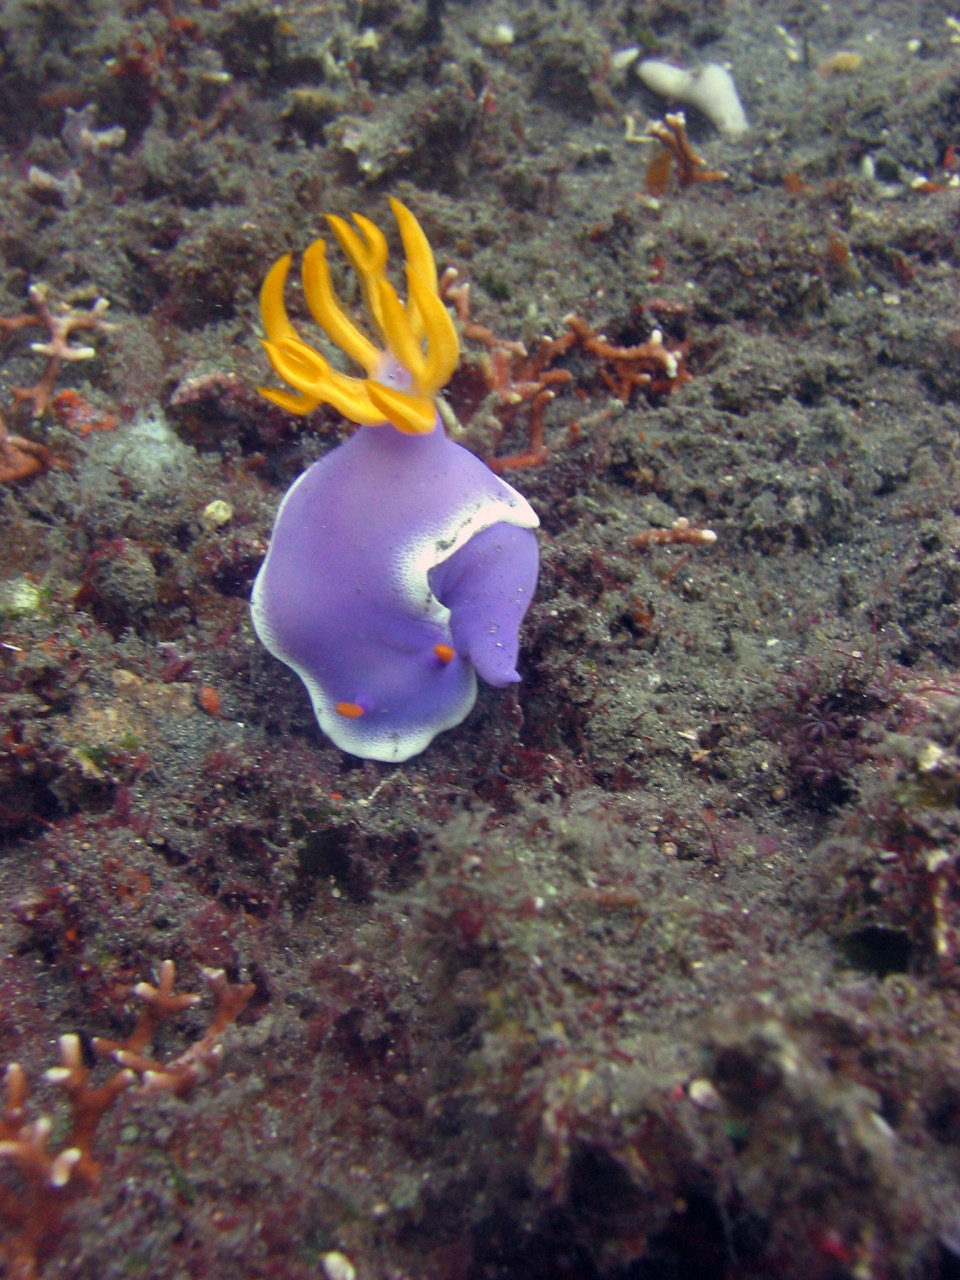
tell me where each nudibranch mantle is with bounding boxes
[251,199,540,762]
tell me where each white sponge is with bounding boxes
[637,60,749,139]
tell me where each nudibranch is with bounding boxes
[251,198,540,762]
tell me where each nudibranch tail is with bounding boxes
[257,198,459,437]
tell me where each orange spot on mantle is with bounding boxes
[335,702,365,719]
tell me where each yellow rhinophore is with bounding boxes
[258,197,459,436]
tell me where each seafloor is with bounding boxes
[1,1,960,1277]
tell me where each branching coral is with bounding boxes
[440,275,689,472]
[0,960,253,1279]
[93,958,254,1095]
[625,111,729,196]
[0,410,56,485]
[0,283,116,487]
[0,283,115,420]
[630,517,717,550]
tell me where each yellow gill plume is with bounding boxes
[258,198,459,436]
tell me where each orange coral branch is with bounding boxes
[443,277,689,473]
[487,313,687,470]
[441,270,528,358]
[564,313,687,401]
[488,387,555,473]
[93,959,254,1097]
[630,517,717,550]
[0,959,254,1279]
[644,112,728,194]
[0,410,57,485]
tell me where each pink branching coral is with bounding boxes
[0,960,253,1279]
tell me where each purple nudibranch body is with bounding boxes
[251,199,539,761]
